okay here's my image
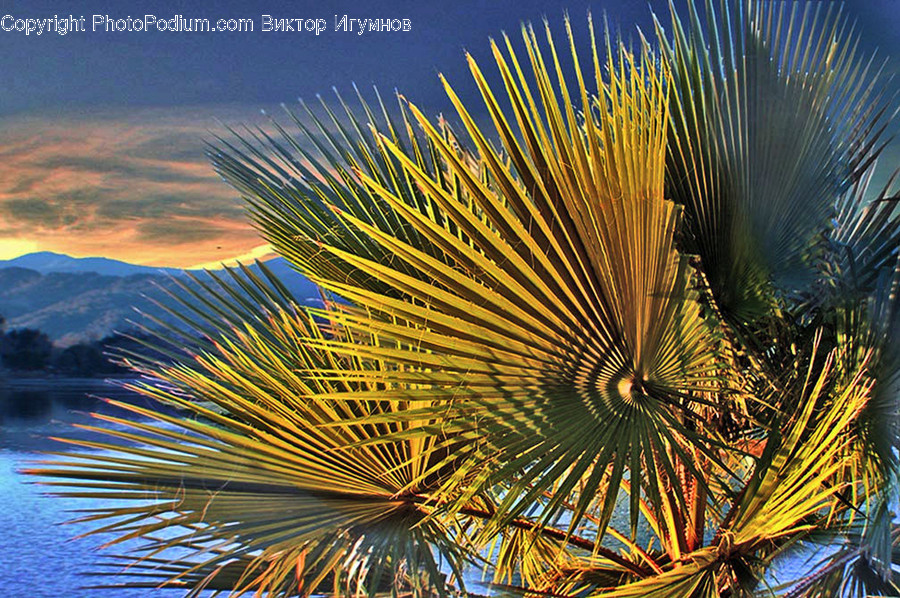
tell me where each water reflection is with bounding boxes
[1,388,54,420]
[0,377,177,597]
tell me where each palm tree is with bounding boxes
[29,1,900,596]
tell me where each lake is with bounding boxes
[0,378,824,597]
[0,377,177,597]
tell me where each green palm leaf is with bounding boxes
[658,0,893,325]
[208,87,460,297]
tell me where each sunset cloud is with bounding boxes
[3,103,895,271]
[0,107,276,267]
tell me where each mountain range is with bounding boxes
[0,252,321,346]
[0,252,187,277]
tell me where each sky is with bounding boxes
[0,0,898,267]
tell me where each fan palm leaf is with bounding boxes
[294,23,739,548]
[658,0,893,326]
[28,270,474,597]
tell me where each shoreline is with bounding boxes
[0,373,137,385]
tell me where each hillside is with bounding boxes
[0,255,321,346]
[0,252,184,277]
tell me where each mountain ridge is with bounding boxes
[0,251,186,277]
[0,253,320,346]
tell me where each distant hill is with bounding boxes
[0,251,185,277]
[0,254,321,346]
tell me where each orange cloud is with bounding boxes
[0,107,279,267]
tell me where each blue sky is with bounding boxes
[1,0,898,266]
[0,0,657,116]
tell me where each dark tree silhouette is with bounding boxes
[1,328,53,370]
[55,343,109,376]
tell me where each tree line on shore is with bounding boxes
[0,314,143,376]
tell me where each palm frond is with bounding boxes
[27,269,474,597]
[292,22,739,552]
[208,88,459,297]
[657,0,894,325]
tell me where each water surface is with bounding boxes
[0,377,176,597]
